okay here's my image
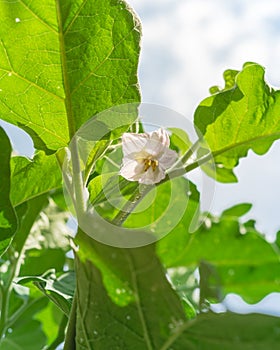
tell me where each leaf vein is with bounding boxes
[19,0,58,34]
[70,24,138,96]
[126,250,154,350]
[63,0,89,35]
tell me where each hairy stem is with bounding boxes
[112,184,150,226]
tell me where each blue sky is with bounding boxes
[129,0,280,240]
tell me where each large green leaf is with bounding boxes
[0,0,141,152]
[194,62,280,173]
[157,207,280,303]
[74,236,187,349]
[0,126,17,256]
[73,233,280,349]
[167,312,280,350]
[10,152,61,207]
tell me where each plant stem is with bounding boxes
[112,184,150,226]
[180,139,201,165]
[84,141,112,185]
[70,137,87,215]
[167,151,214,181]
[63,290,77,350]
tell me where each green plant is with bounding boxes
[1,1,280,349]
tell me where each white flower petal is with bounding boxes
[122,132,148,157]
[145,128,170,157]
[158,148,178,169]
[150,128,170,147]
[144,138,163,157]
[120,128,177,185]
[120,159,143,180]
[138,167,166,185]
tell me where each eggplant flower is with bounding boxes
[120,128,177,185]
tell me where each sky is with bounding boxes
[128,0,280,240]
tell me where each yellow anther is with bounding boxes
[151,159,158,171]
[144,159,158,172]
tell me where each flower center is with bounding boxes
[144,158,158,172]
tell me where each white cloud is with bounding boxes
[131,0,280,108]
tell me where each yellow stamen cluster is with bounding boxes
[144,158,158,172]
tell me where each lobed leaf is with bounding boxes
[158,209,280,303]
[194,62,280,177]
